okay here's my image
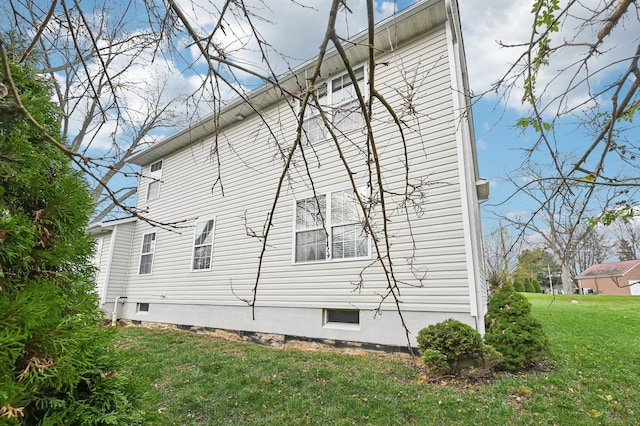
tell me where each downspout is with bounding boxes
[111,220,137,326]
[101,225,118,308]
[111,296,128,326]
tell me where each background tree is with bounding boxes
[484,224,521,291]
[0,46,140,424]
[570,224,614,276]
[502,160,611,294]
[1,1,191,221]
[610,215,640,260]
[617,239,636,261]
[513,247,558,293]
[482,0,640,271]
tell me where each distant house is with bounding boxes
[88,0,488,349]
[575,260,640,296]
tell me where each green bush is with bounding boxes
[531,279,542,293]
[417,319,500,377]
[484,283,548,371]
[523,278,536,293]
[0,57,142,424]
[513,280,526,292]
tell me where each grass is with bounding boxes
[113,295,640,425]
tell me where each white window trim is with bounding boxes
[191,217,216,272]
[146,159,164,201]
[301,64,367,144]
[292,189,370,264]
[138,231,157,275]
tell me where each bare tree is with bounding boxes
[1,0,482,350]
[1,0,194,220]
[570,224,614,277]
[484,224,521,290]
[500,160,615,294]
[609,214,640,260]
[482,1,640,274]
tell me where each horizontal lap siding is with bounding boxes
[126,24,474,314]
[103,222,135,304]
[92,234,109,305]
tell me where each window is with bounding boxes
[136,303,149,313]
[303,66,365,143]
[138,232,156,275]
[146,160,163,201]
[325,309,359,325]
[294,189,368,263]
[192,219,215,270]
[295,196,327,262]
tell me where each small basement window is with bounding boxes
[136,303,149,313]
[325,309,359,325]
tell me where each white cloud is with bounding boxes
[176,0,414,81]
[59,0,639,161]
[459,0,640,116]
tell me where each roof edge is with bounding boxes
[126,0,447,166]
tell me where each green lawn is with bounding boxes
[114,295,640,425]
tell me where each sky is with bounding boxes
[166,0,638,234]
[9,0,635,234]
[457,0,640,232]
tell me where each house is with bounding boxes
[88,0,488,349]
[576,260,640,296]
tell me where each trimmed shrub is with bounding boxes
[417,319,501,377]
[523,278,536,293]
[513,280,526,292]
[531,279,542,293]
[484,283,548,371]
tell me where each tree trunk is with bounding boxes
[561,263,573,294]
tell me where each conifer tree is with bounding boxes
[0,47,141,425]
[484,283,548,371]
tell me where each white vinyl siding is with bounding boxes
[124,27,468,307]
[138,232,156,275]
[120,22,481,325]
[192,218,215,271]
[91,235,107,304]
[94,220,136,307]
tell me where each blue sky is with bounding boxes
[24,0,635,233]
[457,0,640,234]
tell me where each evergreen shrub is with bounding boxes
[484,283,548,371]
[513,280,526,292]
[523,278,536,293]
[0,55,142,424]
[417,319,502,377]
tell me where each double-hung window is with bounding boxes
[302,65,365,143]
[331,66,365,133]
[294,189,369,263]
[295,196,328,262]
[192,218,215,271]
[146,160,163,201]
[138,232,156,275]
[330,190,368,259]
